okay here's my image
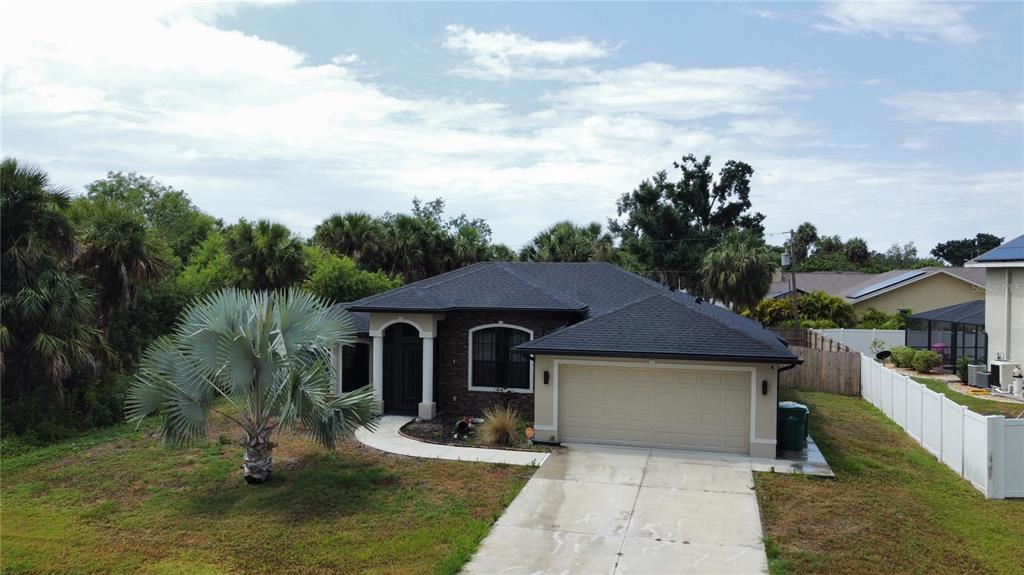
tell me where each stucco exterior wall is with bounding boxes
[984,267,1024,365]
[532,355,782,458]
[850,272,983,315]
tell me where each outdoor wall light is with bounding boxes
[762,380,768,396]
[543,371,550,385]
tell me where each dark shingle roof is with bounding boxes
[346,262,664,315]
[331,304,370,336]
[975,234,1024,263]
[516,291,800,364]
[908,300,985,326]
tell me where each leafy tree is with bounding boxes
[797,291,857,328]
[126,289,377,484]
[813,234,845,255]
[304,248,401,303]
[520,221,618,263]
[700,230,775,312]
[610,154,765,292]
[747,291,856,328]
[931,233,1004,266]
[223,219,308,291]
[178,231,239,296]
[857,308,906,330]
[84,172,218,264]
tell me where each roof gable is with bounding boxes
[516,291,799,363]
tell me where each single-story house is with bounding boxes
[340,262,801,458]
[967,234,1024,368]
[768,267,985,315]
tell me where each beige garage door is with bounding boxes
[559,364,751,453]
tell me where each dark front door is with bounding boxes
[383,323,422,414]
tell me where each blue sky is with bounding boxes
[3,1,1022,254]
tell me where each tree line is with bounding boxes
[1,154,1000,443]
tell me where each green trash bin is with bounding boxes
[777,401,809,452]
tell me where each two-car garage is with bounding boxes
[557,363,753,454]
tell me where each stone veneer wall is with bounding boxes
[435,310,579,421]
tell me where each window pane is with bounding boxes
[471,326,531,389]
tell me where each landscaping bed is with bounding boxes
[912,376,1024,417]
[401,416,550,453]
[1,413,534,575]
[755,389,1024,575]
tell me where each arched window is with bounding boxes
[469,325,532,391]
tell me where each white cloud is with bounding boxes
[1,4,1019,252]
[443,25,608,80]
[818,1,982,44]
[544,64,805,121]
[882,91,1024,124]
[330,53,360,65]
[901,138,929,150]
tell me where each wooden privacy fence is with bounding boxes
[780,345,861,396]
[772,328,853,352]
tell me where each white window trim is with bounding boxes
[468,322,534,393]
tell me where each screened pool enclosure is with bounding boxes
[905,300,986,369]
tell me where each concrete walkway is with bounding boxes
[354,415,549,466]
[463,444,770,574]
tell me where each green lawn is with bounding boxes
[912,377,1024,418]
[1,415,534,575]
[755,390,1024,575]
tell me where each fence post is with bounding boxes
[987,416,1005,499]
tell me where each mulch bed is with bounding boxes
[400,416,550,453]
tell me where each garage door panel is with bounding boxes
[560,365,750,454]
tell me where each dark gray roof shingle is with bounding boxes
[908,300,985,325]
[516,291,799,363]
[346,262,666,314]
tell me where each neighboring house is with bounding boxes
[768,267,985,315]
[341,262,801,458]
[967,234,1024,368]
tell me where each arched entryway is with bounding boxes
[383,323,423,414]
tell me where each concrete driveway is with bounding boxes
[463,444,768,574]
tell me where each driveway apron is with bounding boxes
[463,444,768,574]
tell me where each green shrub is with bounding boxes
[890,346,916,368]
[911,350,942,373]
[956,356,969,382]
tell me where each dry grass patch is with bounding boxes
[2,413,534,575]
[755,390,1024,575]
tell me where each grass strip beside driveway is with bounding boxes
[2,415,534,575]
[755,390,1024,575]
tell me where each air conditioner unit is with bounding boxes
[967,364,987,388]
[976,371,990,389]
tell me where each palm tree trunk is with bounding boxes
[242,428,274,484]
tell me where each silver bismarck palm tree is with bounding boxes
[127,289,376,484]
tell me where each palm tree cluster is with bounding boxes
[2,158,164,436]
[313,198,516,282]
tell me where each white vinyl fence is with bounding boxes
[860,355,1024,499]
[814,328,905,356]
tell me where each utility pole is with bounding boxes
[787,229,799,330]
